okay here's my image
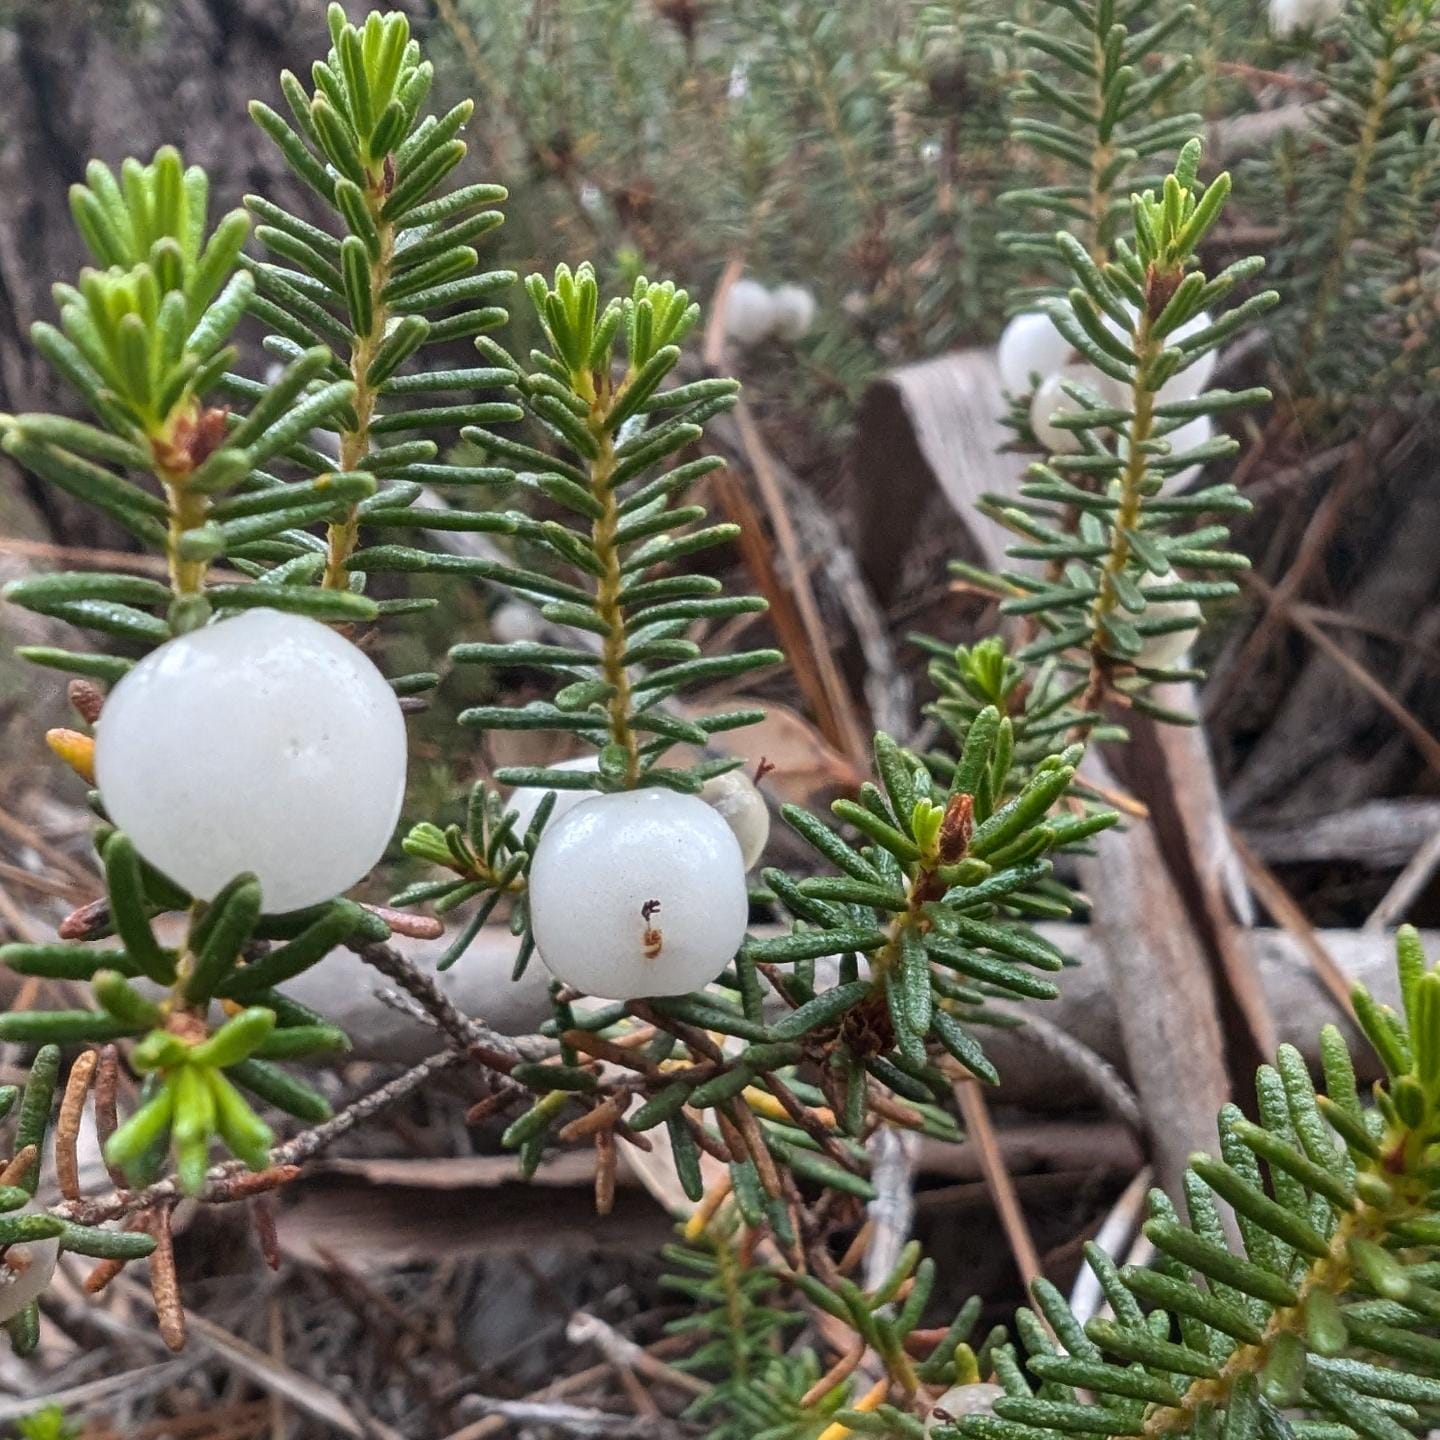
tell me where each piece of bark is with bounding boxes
[1240,798,1440,868]
[849,350,1025,605]
[234,921,1411,1100]
[1128,708,1275,1077]
[1074,752,1233,1200]
[276,1165,673,1264]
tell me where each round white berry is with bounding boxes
[997,311,1075,394]
[489,601,547,645]
[0,1201,59,1324]
[505,754,601,840]
[700,768,770,870]
[529,789,749,1000]
[1269,0,1344,35]
[1157,413,1215,491]
[1127,570,1202,671]
[1028,366,1123,454]
[1154,311,1217,404]
[724,279,778,347]
[1102,307,1217,403]
[926,1384,1006,1435]
[95,608,407,914]
[770,284,818,342]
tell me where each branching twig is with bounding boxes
[53,1051,463,1226]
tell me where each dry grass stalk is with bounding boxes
[56,1046,99,1202]
[0,1145,38,1188]
[146,1205,187,1352]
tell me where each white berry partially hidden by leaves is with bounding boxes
[1028,366,1123,455]
[1270,0,1345,35]
[0,1201,59,1324]
[529,789,748,1000]
[1128,570,1203,671]
[95,608,407,914]
[1156,413,1215,492]
[1118,413,1217,494]
[505,754,601,840]
[925,1384,1006,1436]
[997,311,1075,394]
[1102,306,1217,403]
[700,768,770,869]
[771,283,818,341]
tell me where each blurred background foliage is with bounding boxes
[1,1,1440,1433]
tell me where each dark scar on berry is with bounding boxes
[641,900,663,960]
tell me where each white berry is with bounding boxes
[505,754,601,839]
[770,284,818,341]
[1117,412,1215,493]
[926,1384,1006,1435]
[95,608,407,913]
[997,311,1075,394]
[1127,570,1202,671]
[1102,307,1217,403]
[1269,0,1345,34]
[724,279,778,347]
[1029,366,1121,454]
[0,1201,59,1323]
[529,789,748,1000]
[1155,311,1217,404]
[489,601,546,645]
[700,768,770,870]
[1158,413,1215,491]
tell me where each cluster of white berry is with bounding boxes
[94,609,767,1004]
[723,278,818,347]
[996,309,1214,671]
[997,308,1217,491]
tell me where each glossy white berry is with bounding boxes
[0,1201,59,1323]
[529,789,748,1000]
[771,284,818,341]
[95,608,407,914]
[700,768,770,870]
[997,311,1075,394]
[1029,366,1122,454]
[724,279,778,347]
[505,754,601,839]
[925,1384,1006,1435]
[1128,571,1202,671]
